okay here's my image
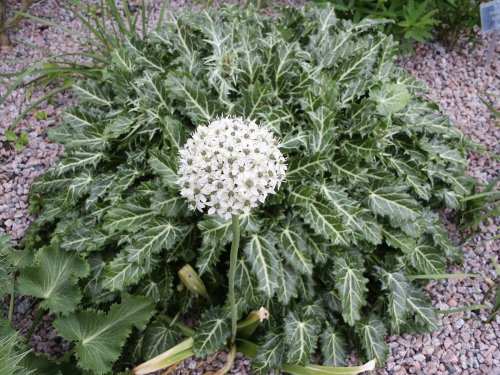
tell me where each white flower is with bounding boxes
[177,116,287,219]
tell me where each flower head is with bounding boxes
[178,116,287,219]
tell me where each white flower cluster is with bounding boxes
[178,116,287,219]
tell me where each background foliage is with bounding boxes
[1,4,476,374]
[318,0,482,53]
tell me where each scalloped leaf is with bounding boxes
[17,246,89,315]
[53,295,154,374]
[370,83,410,116]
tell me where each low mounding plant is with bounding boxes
[1,4,477,374]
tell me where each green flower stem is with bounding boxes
[228,214,240,344]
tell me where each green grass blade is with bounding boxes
[156,0,170,30]
[122,0,134,34]
[106,0,130,38]
[437,304,489,314]
[9,83,72,131]
[13,11,92,43]
[406,273,484,281]
[141,0,148,38]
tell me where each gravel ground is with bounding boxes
[1,1,499,374]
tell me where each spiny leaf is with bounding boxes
[307,106,336,153]
[0,332,32,375]
[286,153,330,182]
[405,239,446,274]
[320,183,382,245]
[234,259,260,307]
[254,331,287,373]
[151,189,188,218]
[193,307,230,358]
[125,218,189,264]
[102,252,158,291]
[356,314,388,365]
[334,257,368,326]
[73,81,112,107]
[367,185,420,222]
[276,263,299,305]
[142,316,183,359]
[320,326,347,366]
[300,198,350,247]
[233,82,273,120]
[148,149,178,189]
[329,158,369,184]
[277,221,314,275]
[382,227,416,254]
[0,234,14,298]
[50,151,102,176]
[196,215,233,275]
[406,286,439,332]
[378,269,410,333]
[165,71,220,123]
[53,295,154,375]
[244,232,280,298]
[284,312,320,365]
[103,200,156,233]
[17,246,89,315]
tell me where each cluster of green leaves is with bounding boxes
[4,5,475,374]
[317,0,481,53]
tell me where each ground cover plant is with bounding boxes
[0,4,479,374]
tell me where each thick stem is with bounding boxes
[228,214,240,344]
[8,274,15,322]
[0,0,35,33]
[0,0,10,48]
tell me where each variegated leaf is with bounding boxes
[284,312,320,365]
[334,257,368,326]
[193,307,230,358]
[244,232,280,298]
[356,315,388,365]
[321,326,347,366]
